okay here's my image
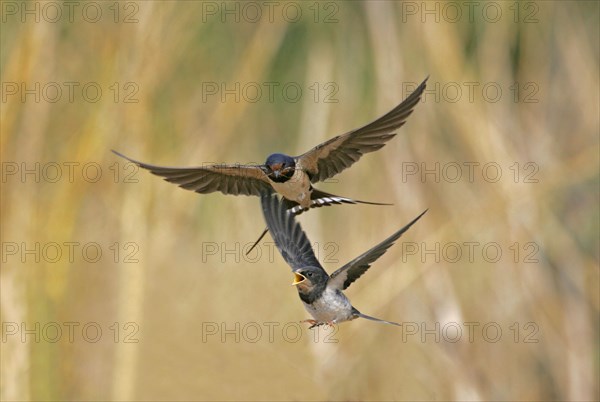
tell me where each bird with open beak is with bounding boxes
[261,192,426,328]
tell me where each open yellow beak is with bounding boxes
[292,272,306,286]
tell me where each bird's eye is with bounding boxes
[307,272,313,277]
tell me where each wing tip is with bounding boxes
[405,208,428,229]
[111,149,141,165]
[111,149,126,159]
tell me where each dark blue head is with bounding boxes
[263,153,296,183]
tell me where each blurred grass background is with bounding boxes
[1,1,598,400]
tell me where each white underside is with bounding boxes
[302,287,354,323]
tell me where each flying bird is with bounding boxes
[260,192,427,328]
[113,78,427,251]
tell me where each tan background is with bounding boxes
[1,1,598,400]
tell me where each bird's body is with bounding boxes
[301,287,355,324]
[261,193,427,328]
[269,167,313,208]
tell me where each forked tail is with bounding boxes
[287,187,392,214]
[354,311,401,327]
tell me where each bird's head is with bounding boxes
[263,153,296,183]
[292,266,328,294]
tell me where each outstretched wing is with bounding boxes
[113,150,272,196]
[260,192,324,272]
[296,78,428,183]
[328,210,427,291]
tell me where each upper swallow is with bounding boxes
[112,78,427,210]
[260,192,427,328]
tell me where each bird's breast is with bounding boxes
[302,288,354,323]
[270,169,312,208]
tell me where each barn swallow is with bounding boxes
[260,192,427,328]
[113,78,427,250]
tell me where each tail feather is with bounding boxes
[355,312,401,327]
[311,188,392,208]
